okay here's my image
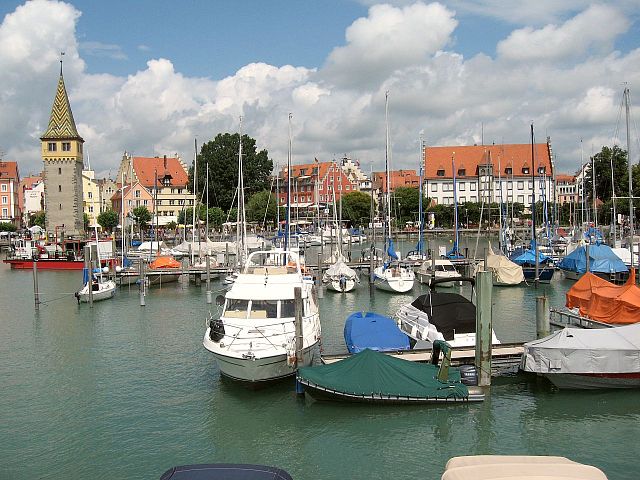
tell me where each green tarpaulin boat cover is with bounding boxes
[298,349,469,400]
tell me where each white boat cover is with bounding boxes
[171,239,237,255]
[442,455,607,480]
[522,323,640,375]
[137,241,170,252]
[323,259,358,281]
[485,244,524,285]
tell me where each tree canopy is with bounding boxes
[583,145,628,202]
[98,210,119,233]
[246,190,278,225]
[191,132,273,212]
[340,191,372,226]
[132,206,152,228]
[392,187,421,225]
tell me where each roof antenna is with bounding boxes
[60,51,65,75]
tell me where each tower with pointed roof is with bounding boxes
[41,62,85,238]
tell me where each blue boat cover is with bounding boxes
[509,248,550,266]
[558,244,628,274]
[344,311,410,353]
[160,464,293,480]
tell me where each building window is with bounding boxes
[528,181,533,189]
[48,142,56,151]
[62,142,71,152]
[143,200,148,206]
[505,167,512,175]
[58,167,62,175]
[135,190,141,198]
[128,200,132,207]
[1,196,6,204]
[538,167,545,174]
[88,191,92,199]
[470,183,476,191]
[1,184,6,192]
[459,182,465,191]
[59,203,62,210]
[528,195,533,204]
[470,196,477,202]
[169,200,175,206]
[459,196,466,202]
[522,167,529,174]
[517,181,524,190]
[58,185,62,192]
[458,169,466,176]
[89,206,93,213]
[517,195,524,204]
[437,169,445,177]
[136,200,140,207]
[507,181,513,190]
[1,208,7,217]
[431,183,438,192]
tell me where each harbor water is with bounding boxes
[2,237,640,480]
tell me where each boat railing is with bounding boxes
[549,307,613,329]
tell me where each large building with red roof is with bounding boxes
[0,161,21,226]
[424,141,555,208]
[115,153,195,225]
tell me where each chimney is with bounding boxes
[163,155,167,170]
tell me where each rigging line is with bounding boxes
[262,174,277,229]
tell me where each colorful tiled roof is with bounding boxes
[555,174,575,183]
[41,72,83,141]
[425,143,552,179]
[132,156,189,187]
[0,161,19,179]
[373,169,419,193]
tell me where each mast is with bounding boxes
[530,124,536,247]
[236,116,247,266]
[384,92,392,242]
[276,162,280,238]
[192,138,197,264]
[285,113,292,250]
[452,153,459,256]
[338,159,343,252]
[417,135,424,255]
[592,152,597,228]
[498,153,503,252]
[624,86,634,268]
[121,171,126,266]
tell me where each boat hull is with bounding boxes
[4,258,85,270]
[326,278,356,292]
[146,271,181,285]
[522,267,555,283]
[374,275,414,293]
[76,281,117,302]
[206,343,318,383]
[543,372,640,389]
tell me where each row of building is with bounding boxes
[0,66,589,238]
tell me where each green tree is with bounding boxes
[341,191,371,226]
[0,222,16,232]
[392,187,420,225]
[583,145,628,202]
[98,210,119,233]
[191,132,273,212]
[246,190,277,225]
[132,206,152,229]
[208,207,225,228]
[32,211,45,228]
[177,205,208,225]
[83,213,90,232]
[166,221,177,231]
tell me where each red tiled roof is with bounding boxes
[555,173,575,182]
[373,169,419,193]
[0,161,19,180]
[425,144,552,179]
[132,156,188,187]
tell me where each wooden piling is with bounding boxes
[536,296,550,339]
[294,287,303,368]
[475,270,493,387]
[32,258,40,311]
[206,255,212,304]
[139,260,146,306]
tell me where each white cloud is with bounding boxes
[497,4,630,62]
[1,0,640,183]
[79,41,127,60]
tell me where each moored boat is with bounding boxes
[75,274,116,303]
[344,311,410,353]
[415,258,459,286]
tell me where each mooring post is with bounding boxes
[225,242,229,268]
[84,245,93,307]
[535,243,540,288]
[586,243,591,273]
[294,287,303,366]
[536,295,550,339]
[206,254,212,304]
[139,259,146,306]
[316,252,322,287]
[475,270,493,387]
[32,258,40,311]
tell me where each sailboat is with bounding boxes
[406,136,428,263]
[446,153,464,260]
[203,114,322,382]
[75,226,116,303]
[373,92,415,293]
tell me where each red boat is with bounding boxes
[3,238,115,270]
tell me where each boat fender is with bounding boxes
[458,364,478,386]
[209,318,225,342]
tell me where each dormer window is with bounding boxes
[457,169,466,176]
[522,167,530,174]
[437,169,445,177]
[505,167,512,175]
[538,166,546,174]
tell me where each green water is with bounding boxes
[1,238,639,480]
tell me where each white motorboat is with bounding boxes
[203,250,322,382]
[415,258,459,287]
[75,275,116,303]
[395,277,500,349]
[323,255,359,292]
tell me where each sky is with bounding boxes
[1,0,640,180]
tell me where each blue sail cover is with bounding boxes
[558,244,628,274]
[344,311,410,353]
[509,248,551,266]
[386,238,399,260]
[446,242,464,259]
[584,227,604,243]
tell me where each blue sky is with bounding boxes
[1,0,639,178]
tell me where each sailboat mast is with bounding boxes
[285,113,292,250]
[530,124,536,246]
[592,153,597,228]
[384,92,392,241]
[625,86,634,267]
[418,135,424,254]
[121,171,126,265]
[236,116,247,265]
[192,138,197,264]
[452,153,459,254]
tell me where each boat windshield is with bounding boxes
[442,264,457,272]
[248,300,278,319]
[224,299,249,318]
[281,299,296,318]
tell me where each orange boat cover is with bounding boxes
[149,256,181,269]
[566,269,640,324]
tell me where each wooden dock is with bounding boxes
[321,342,524,376]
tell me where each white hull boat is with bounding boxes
[373,264,415,293]
[323,256,358,293]
[203,250,322,383]
[327,277,357,293]
[75,278,116,303]
[416,259,459,287]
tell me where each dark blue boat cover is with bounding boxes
[344,311,410,353]
[509,247,550,266]
[160,464,293,480]
[558,244,628,274]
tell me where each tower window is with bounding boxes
[58,167,62,174]
[48,142,57,152]
[62,142,71,152]
[58,185,62,192]
[59,204,62,210]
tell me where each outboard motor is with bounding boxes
[209,318,225,342]
[458,364,478,386]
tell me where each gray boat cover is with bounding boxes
[323,258,358,281]
[522,323,640,374]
